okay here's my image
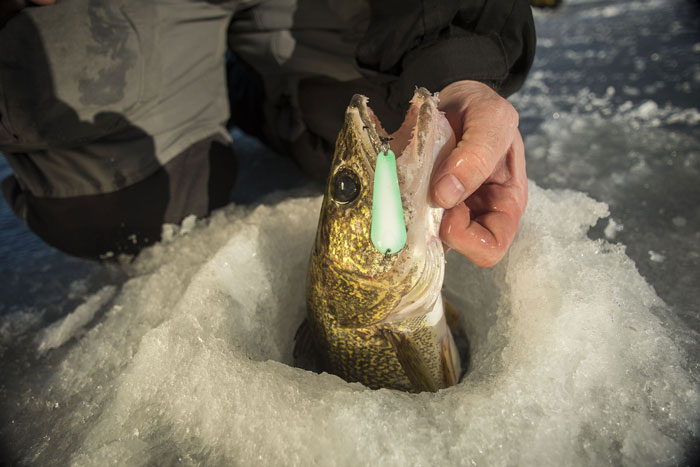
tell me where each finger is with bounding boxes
[440,201,521,267]
[431,100,519,209]
[465,183,523,220]
[506,131,528,212]
[467,133,526,202]
[442,127,527,266]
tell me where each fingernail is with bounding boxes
[434,174,465,208]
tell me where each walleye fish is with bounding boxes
[296,88,462,392]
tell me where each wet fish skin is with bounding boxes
[303,88,460,392]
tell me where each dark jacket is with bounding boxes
[229,0,536,179]
[358,0,536,102]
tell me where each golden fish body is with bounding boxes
[303,88,460,392]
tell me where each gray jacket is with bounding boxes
[0,0,534,198]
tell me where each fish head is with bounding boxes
[308,88,456,328]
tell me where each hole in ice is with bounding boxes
[2,185,698,465]
[289,312,472,390]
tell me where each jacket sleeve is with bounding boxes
[356,0,536,108]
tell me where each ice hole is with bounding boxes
[1,184,698,466]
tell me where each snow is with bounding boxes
[1,185,698,466]
[604,218,623,240]
[36,285,117,354]
[672,216,687,227]
[648,250,666,263]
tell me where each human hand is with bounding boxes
[431,80,528,267]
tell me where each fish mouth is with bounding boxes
[346,88,450,196]
[348,89,456,322]
[345,89,443,172]
[346,94,387,176]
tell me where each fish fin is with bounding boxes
[444,298,461,335]
[293,319,321,373]
[440,332,459,388]
[382,329,439,393]
[443,298,470,381]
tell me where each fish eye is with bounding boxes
[331,169,361,204]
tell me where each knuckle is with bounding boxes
[505,101,519,124]
[508,107,520,129]
[505,189,526,217]
[463,146,494,181]
[499,193,522,217]
[486,98,519,130]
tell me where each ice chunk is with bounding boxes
[637,101,659,119]
[648,250,666,263]
[604,218,624,240]
[36,285,117,354]
[161,215,199,243]
[179,214,197,235]
[672,216,687,227]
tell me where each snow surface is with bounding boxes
[1,185,698,466]
[36,285,117,355]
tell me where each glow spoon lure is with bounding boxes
[370,148,407,254]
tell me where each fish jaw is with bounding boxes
[385,88,456,323]
[308,89,456,329]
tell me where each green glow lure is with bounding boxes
[371,148,407,254]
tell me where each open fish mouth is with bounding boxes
[345,89,454,238]
[345,88,456,321]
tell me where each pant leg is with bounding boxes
[2,135,237,259]
[0,0,238,258]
